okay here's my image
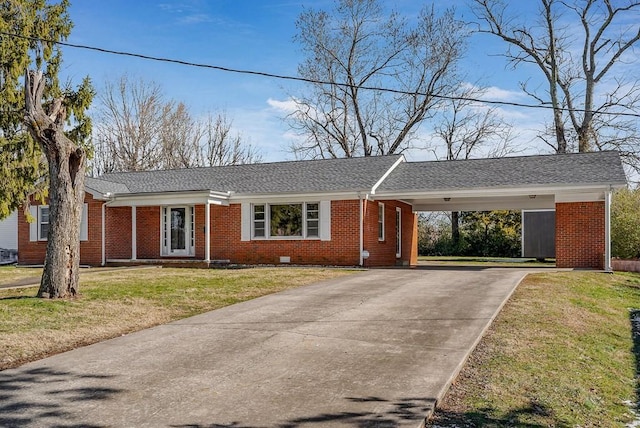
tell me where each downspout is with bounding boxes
[101,201,106,266]
[604,187,612,273]
[359,194,364,267]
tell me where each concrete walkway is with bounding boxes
[0,267,540,427]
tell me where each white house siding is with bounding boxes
[0,211,18,250]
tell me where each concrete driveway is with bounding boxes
[0,267,540,427]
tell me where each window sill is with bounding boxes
[251,237,321,241]
[161,254,196,258]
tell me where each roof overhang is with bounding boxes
[373,183,625,212]
[104,190,231,207]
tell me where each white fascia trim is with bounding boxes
[373,183,621,200]
[229,191,368,204]
[106,190,230,207]
[522,208,556,213]
[85,185,110,200]
[370,155,406,195]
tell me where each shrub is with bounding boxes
[611,187,640,259]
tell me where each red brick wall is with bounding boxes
[18,194,103,266]
[113,206,204,261]
[100,199,415,267]
[106,206,131,260]
[135,206,160,259]
[82,196,103,265]
[362,200,415,267]
[210,200,361,266]
[556,201,605,269]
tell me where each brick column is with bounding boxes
[555,201,605,269]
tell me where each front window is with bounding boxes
[39,206,49,240]
[253,202,319,239]
[396,207,401,258]
[306,203,319,238]
[378,203,385,241]
[253,205,266,237]
[270,204,302,237]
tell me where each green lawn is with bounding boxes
[0,266,355,370]
[429,270,640,427]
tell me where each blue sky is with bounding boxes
[58,1,638,163]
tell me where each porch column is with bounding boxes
[101,203,106,266]
[205,202,211,263]
[605,190,612,272]
[131,206,137,261]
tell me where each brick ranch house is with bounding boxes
[18,151,627,270]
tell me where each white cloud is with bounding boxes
[482,85,525,102]
[178,14,215,25]
[267,97,298,114]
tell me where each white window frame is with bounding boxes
[395,207,402,258]
[38,206,49,241]
[30,204,88,242]
[252,202,321,240]
[161,205,195,257]
[378,203,385,241]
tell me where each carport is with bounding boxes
[372,151,628,270]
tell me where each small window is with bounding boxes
[39,206,49,241]
[253,204,266,237]
[31,204,89,242]
[306,203,319,238]
[396,207,401,258]
[378,203,385,241]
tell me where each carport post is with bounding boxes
[205,201,211,263]
[605,189,612,272]
[359,195,364,266]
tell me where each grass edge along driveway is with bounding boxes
[428,270,640,427]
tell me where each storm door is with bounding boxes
[162,206,194,256]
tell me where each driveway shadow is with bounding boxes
[171,396,435,428]
[426,399,569,427]
[0,366,124,427]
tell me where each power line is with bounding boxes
[1,30,640,119]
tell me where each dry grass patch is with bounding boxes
[0,267,355,370]
[0,266,43,286]
[429,270,640,427]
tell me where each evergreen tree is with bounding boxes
[1,0,93,298]
[0,0,92,220]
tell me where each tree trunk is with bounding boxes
[451,211,460,251]
[24,71,86,298]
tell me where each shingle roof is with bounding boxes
[85,177,130,195]
[376,151,627,193]
[88,155,403,195]
[85,151,627,197]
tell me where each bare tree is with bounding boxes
[199,113,262,166]
[471,0,640,167]
[431,84,515,249]
[25,71,87,298]
[92,76,261,174]
[159,103,203,169]
[289,0,468,158]
[92,75,166,174]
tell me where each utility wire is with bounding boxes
[1,30,640,119]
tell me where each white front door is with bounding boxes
[163,206,193,256]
